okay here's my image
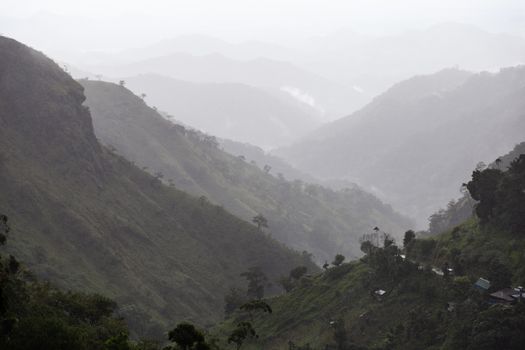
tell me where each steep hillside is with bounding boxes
[0,36,313,337]
[427,141,525,235]
[80,80,412,263]
[122,74,322,149]
[213,151,525,350]
[276,67,525,227]
[219,138,317,184]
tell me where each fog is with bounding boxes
[2,2,525,343]
[2,0,524,55]
[2,1,525,226]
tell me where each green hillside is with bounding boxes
[80,80,411,262]
[213,150,525,350]
[0,36,314,337]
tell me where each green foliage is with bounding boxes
[252,215,268,231]
[240,300,272,315]
[240,267,269,300]
[402,230,415,249]
[290,266,308,281]
[168,322,206,350]
[0,215,132,350]
[224,288,247,317]
[332,255,345,267]
[228,322,257,350]
[467,155,525,232]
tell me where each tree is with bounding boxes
[0,214,9,245]
[168,322,205,350]
[240,300,272,315]
[278,276,294,292]
[240,267,268,299]
[403,230,416,249]
[290,266,308,280]
[224,288,247,317]
[263,165,271,173]
[467,168,503,222]
[119,80,126,87]
[140,93,147,100]
[252,214,268,231]
[331,318,348,350]
[228,322,257,350]
[332,254,345,267]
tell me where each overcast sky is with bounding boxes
[1,0,524,55]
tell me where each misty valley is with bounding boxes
[1,3,525,350]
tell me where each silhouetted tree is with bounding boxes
[228,322,257,350]
[0,214,9,245]
[224,288,247,317]
[403,230,416,249]
[332,254,345,267]
[240,300,272,315]
[252,214,268,231]
[240,267,268,299]
[290,266,308,280]
[168,322,205,350]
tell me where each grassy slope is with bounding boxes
[0,36,313,336]
[214,216,525,350]
[81,80,412,262]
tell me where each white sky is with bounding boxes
[1,0,524,53]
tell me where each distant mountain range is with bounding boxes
[299,23,525,96]
[275,67,525,227]
[74,23,525,118]
[121,74,322,149]
[81,79,412,262]
[82,52,367,122]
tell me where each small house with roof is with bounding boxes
[474,277,491,291]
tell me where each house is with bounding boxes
[489,288,515,304]
[474,278,491,291]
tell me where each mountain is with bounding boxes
[80,79,412,263]
[82,34,301,65]
[0,36,316,337]
[122,74,322,149]
[85,52,366,120]
[301,23,525,101]
[275,67,525,227]
[213,149,525,350]
[219,138,317,184]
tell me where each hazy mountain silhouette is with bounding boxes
[276,67,525,227]
[122,74,322,148]
[87,52,366,120]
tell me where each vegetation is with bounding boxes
[0,36,313,338]
[212,150,525,349]
[0,215,134,350]
[80,80,411,262]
